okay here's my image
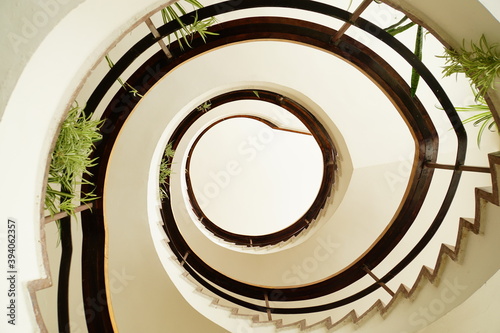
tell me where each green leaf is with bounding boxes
[161,0,218,51]
[386,21,415,37]
[440,34,500,99]
[456,97,497,147]
[105,55,144,98]
[410,25,424,97]
[159,143,175,200]
[385,16,409,32]
[45,103,103,222]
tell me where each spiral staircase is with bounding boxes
[0,0,500,332]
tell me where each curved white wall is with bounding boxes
[0,0,224,332]
[0,0,499,332]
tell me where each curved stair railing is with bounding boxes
[178,89,337,248]
[34,1,500,332]
[194,152,500,331]
[184,109,332,248]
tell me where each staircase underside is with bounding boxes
[0,0,499,332]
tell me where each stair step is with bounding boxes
[178,152,500,332]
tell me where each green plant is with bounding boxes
[409,25,424,97]
[45,103,103,223]
[384,16,424,96]
[196,100,212,112]
[385,16,416,36]
[159,143,175,199]
[456,95,497,147]
[346,0,354,10]
[161,0,217,50]
[103,1,212,200]
[105,1,216,99]
[105,55,144,98]
[440,35,500,146]
[441,35,500,99]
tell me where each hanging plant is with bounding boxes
[441,34,500,100]
[385,15,416,36]
[159,143,175,199]
[161,0,218,50]
[105,0,217,98]
[103,1,214,201]
[455,94,497,148]
[384,15,424,97]
[104,55,144,98]
[45,103,103,224]
[440,35,500,146]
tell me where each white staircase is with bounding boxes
[176,152,500,332]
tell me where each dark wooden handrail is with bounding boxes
[57,215,72,333]
[159,16,441,302]
[77,0,469,325]
[183,90,336,247]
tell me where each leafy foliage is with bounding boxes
[456,95,497,147]
[45,103,103,222]
[410,25,424,97]
[161,0,217,50]
[440,35,500,146]
[103,1,215,202]
[159,143,175,199]
[104,55,143,98]
[385,16,416,36]
[384,16,423,96]
[441,35,500,99]
[105,1,217,99]
[196,100,212,112]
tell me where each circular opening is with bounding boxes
[189,112,324,236]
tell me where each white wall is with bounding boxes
[1,0,499,332]
[0,0,83,119]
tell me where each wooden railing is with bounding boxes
[159,15,444,304]
[182,90,336,247]
[53,0,482,330]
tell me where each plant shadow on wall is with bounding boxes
[440,35,500,146]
